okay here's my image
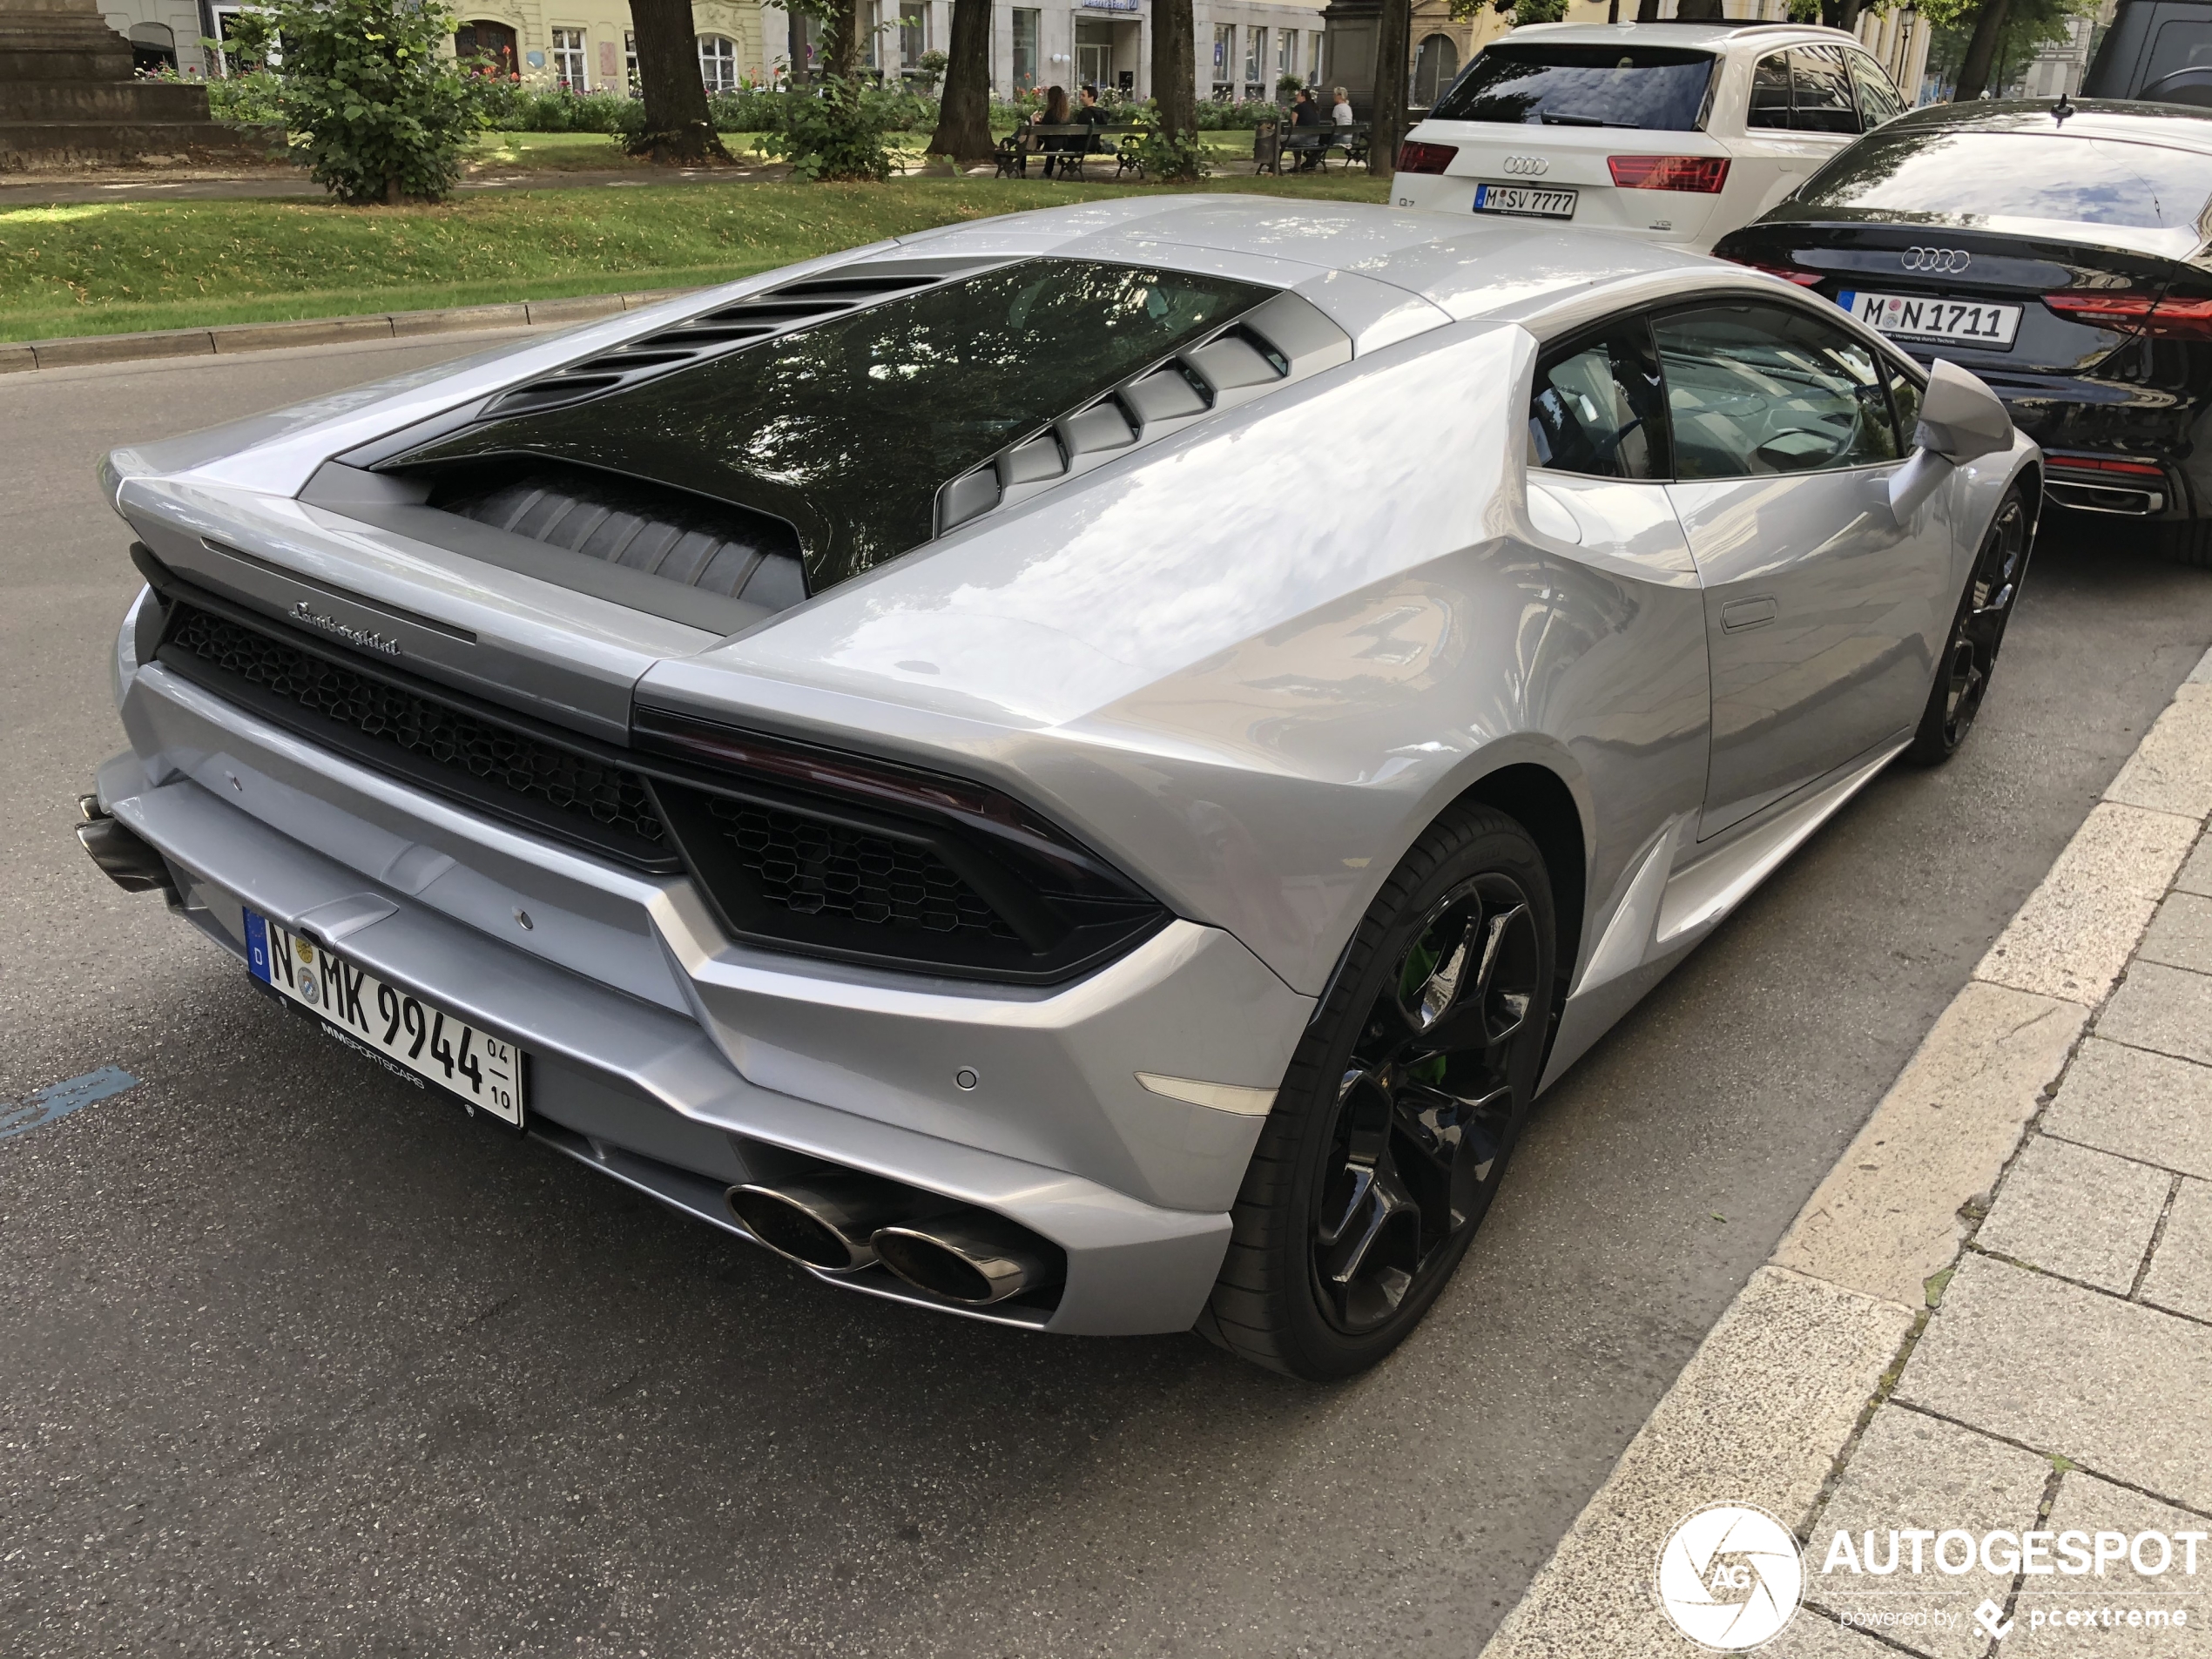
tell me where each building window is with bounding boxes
[1211,23,1233,98]
[1011,6,1039,91]
[207,5,256,78]
[624,30,638,92]
[1412,34,1459,105]
[551,26,588,90]
[1309,30,1323,84]
[698,33,736,91]
[1242,26,1263,96]
[1278,28,1295,83]
[900,0,927,67]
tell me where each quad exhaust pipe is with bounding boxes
[75,795,177,896]
[726,1174,1062,1305]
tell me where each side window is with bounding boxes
[1748,51,1792,129]
[1527,323,1669,481]
[1654,304,1904,479]
[1789,45,1862,134]
[1886,359,1924,448]
[1846,52,1908,126]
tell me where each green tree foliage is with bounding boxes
[1923,0,2094,94]
[767,0,897,180]
[762,76,901,179]
[228,0,481,204]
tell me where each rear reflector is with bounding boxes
[2044,292,2212,339]
[1719,254,1824,287]
[1608,154,1730,193]
[2047,454,2167,479]
[1397,141,1459,174]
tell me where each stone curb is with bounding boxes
[1479,648,2212,1659]
[0,288,699,374]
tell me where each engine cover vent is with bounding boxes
[477,258,1013,421]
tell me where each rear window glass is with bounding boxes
[1799,129,2212,237]
[1428,44,1716,131]
[402,260,1267,592]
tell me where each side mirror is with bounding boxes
[1887,360,2013,523]
[1914,359,2013,465]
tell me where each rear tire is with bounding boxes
[2155,517,2212,569]
[1204,806,1557,1381]
[1906,485,2029,767]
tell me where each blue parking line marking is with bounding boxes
[0,1066,139,1143]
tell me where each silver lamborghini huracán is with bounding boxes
[82,199,2038,1379]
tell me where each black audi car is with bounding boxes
[1713,99,2212,562]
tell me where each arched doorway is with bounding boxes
[455,20,520,79]
[1412,33,1460,107]
[128,20,177,73]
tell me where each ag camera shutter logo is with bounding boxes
[1656,1504,1805,1650]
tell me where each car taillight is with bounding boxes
[2043,292,2212,339]
[1607,155,1730,193]
[1396,141,1458,174]
[2046,454,2167,479]
[633,707,1170,983]
[1719,254,1824,287]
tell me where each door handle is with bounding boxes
[1721,596,1778,631]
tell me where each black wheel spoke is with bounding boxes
[1311,873,1548,1336]
[1940,499,2027,748]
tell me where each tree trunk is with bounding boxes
[1151,0,1197,155]
[927,0,995,160]
[1952,0,2011,99]
[631,0,729,163]
[1833,0,1865,31]
[822,0,866,82]
[1635,0,1661,22]
[1366,0,1410,176]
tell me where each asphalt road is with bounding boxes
[4,336,2209,1659]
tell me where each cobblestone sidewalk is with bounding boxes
[1483,653,2212,1658]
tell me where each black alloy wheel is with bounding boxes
[1203,806,1557,1380]
[1907,486,2029,765]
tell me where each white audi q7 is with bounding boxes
[1389,20,1912,253]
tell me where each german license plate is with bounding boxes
[246,908,525,1124]
[1474,183,1577,219]
[1840,289,2022,348]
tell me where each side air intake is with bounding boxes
[934,289,1352,536]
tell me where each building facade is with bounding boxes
[754,0,1329,99]
[1327,0,1933,117]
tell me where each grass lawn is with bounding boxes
[0,171,1389,341]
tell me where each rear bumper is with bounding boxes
[100,592,1319,1336]
[1387,169,1716,249]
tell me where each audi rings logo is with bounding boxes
[1901,246,1972,274]
[1656,1505,1805,1650]
[1502,154,1550,176]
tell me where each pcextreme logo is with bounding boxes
[1656,1505,1804,1650]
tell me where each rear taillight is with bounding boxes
[2043,292,2212,339]
[1608,155,1730,193]
[2046,454,2167,479]
[1397,141,1458,174]
[633,708,1170,983]
[1719,254,1824,287]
